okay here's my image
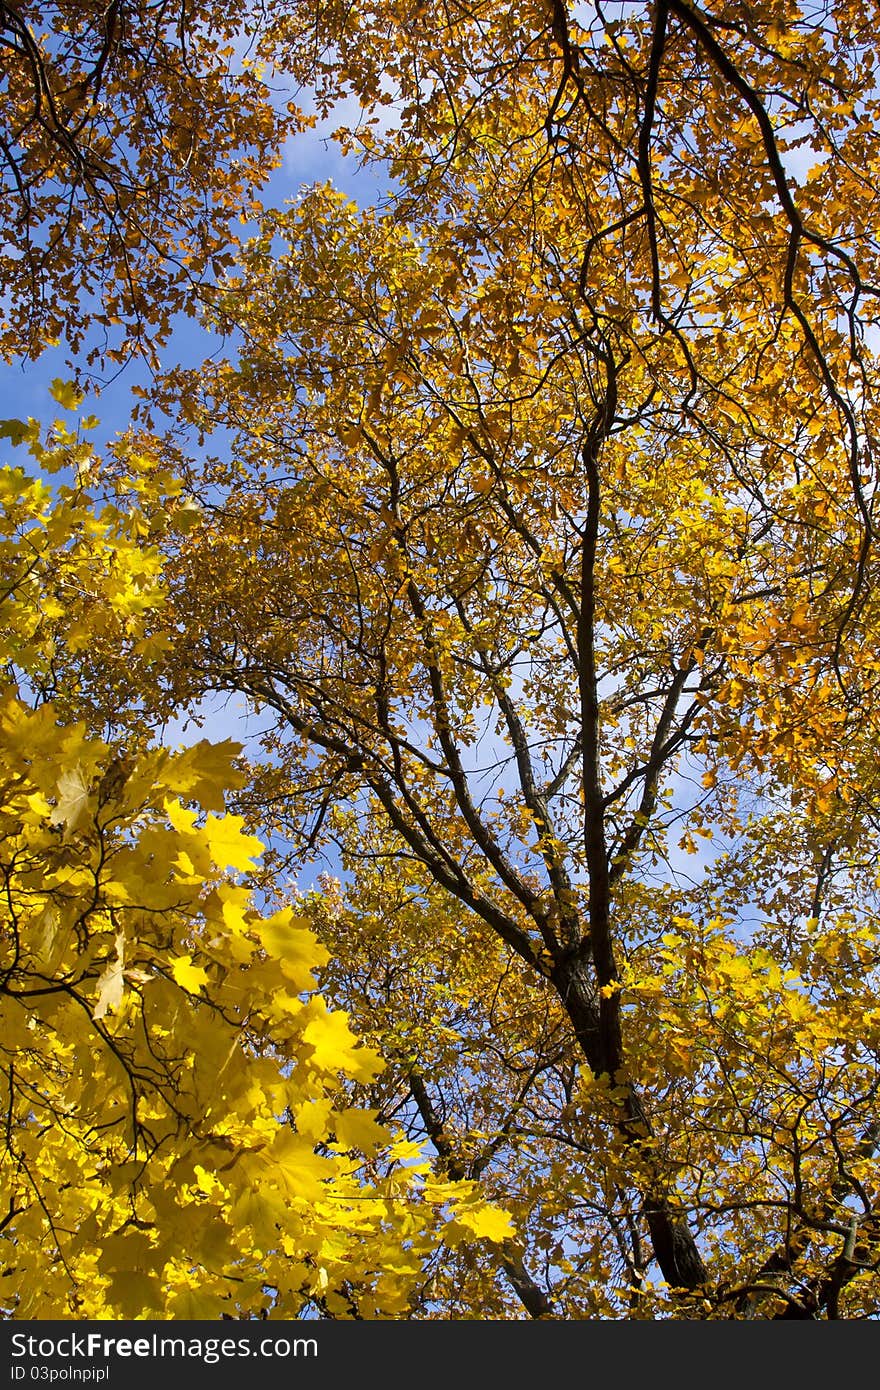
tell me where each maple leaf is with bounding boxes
[103,1270,164,1318]
[161,740,246,811]
[93,933,125,1019]
[302,1003,384,1082]
[166,1286,225,1320]
[445,1204,515,1245]
[293,1097,334,1143]
[164,796,199,835]
[49,765,92,834]
[261,1128,332,1201]
[49,379,84,411]
[230,1188,288,1252]
[170,954,209,993]
[256,911,329,989]
[202,812,263,872]
[0,418,34,447]
[333,1107,387,1154]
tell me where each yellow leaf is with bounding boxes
[294,1097,334,1143]
[0,417,34,447]
[444,1203,515,1245]
[164,796,199,834]
[261,1128,331,1201]
[50,764,92,834]
[202,812,264,872]
[167,1287,223,1319]
[93,932,126,1020]
[333,1107,387,1154]
[302,1002,384,1081]
[49,378,85,411]
[161,739,245,811]
[230,1187,288,1250]
[257,910,329,988]
[103,1269,163,1318]
[170,954,209,993]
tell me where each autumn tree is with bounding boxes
[0,6,520,1320]
[78,0,880,1318]
[0,0,523,1327]
[0,402,513,1318]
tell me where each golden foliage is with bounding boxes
[5,0,880,1320]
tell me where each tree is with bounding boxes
[85,0,880,1317]
[0,1,300,365]
[0,6,515,1322]
[0,402,511,1319]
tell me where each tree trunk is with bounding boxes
[552,952,708,1292]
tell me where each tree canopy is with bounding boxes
[0,402,514,1318]
[3,0,880,1319]
[0,0,300,364]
